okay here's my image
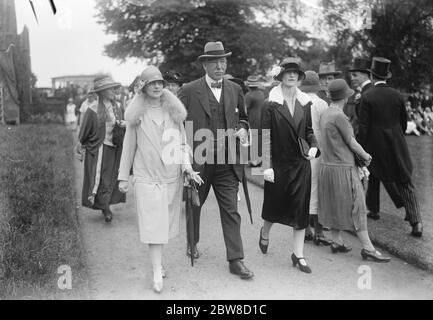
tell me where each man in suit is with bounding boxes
[317,61,342,104]
[357,57,423,237]
[178,41,254,279]
[351,57,404,219]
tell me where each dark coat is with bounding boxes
[261,86,319,229]
[178,76,249,181]
[79,100,125,209]
[357,83,413,183]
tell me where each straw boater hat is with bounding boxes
[275,57,306,81]
[349,57,371,74]
[369,57,392,79]
[89,76,121,94]
[328,79,354,101]
[299,70,325,93]
[318,61,342,77]
[198,41,232,61]
[245,75,261,87]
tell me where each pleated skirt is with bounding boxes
[318,163,367,232]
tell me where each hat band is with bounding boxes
[202,50,227,56]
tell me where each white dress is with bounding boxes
[307,93,328,215]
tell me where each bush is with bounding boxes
[0,124,89,299]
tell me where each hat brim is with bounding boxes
[245,82,260,87]
[349,68,370,73]
[89,82,121,94]
[330,88,355,101]
[371,70,392,79]
[319,71,342,76]
[198,52,232,61]
[275,69,306,81]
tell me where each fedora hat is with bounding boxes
[245,75,261,87]
[328,79,354,101]
[198,41,232,61]
[318,61,342,77]
[137,66,167,90]
[89,76,121,93]
[275,57,305,81]
[349,57,371,74]
[370,57,392,79]
[299,70,325,93]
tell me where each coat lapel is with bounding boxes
[292,99,304,131]
[196,77,211,117]
[223,79,232,125]
[139,110,163,159]
[275,103,296,131]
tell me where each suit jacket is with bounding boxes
[178,76,249,181]
[357,83,413,183]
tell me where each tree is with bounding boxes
[95,0,327,81]
[320,0,433,91]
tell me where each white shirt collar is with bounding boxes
[205,74,222,89]
[374,80,387,86]
[361,79,371,89]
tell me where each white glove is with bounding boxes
[307,147,318,160]
[119,180,129,193]
[263,168,274,183]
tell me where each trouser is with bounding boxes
[366,175,422,225]
[186,163,244,261]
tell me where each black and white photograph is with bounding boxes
[1,0,433,306]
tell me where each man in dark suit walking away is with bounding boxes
[351,57,404,217]
[357,57,423,237]
[178,41,254,279]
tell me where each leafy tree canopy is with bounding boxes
[95,0,327,82]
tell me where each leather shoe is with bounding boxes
[411,222,423,237]
[229,260,254,280]
[186,245,200,259]
[331,242,352,253]
[361,249,391,263]
[367,211,380,220]
[259,227,269,254]
[313,234,332,246]
[103,209,113,223]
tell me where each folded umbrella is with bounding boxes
[184,178,200,266]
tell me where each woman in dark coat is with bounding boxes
[259,58,320,274]
[77,76,126,222]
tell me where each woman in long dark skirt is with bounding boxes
[259,58,320,274]
[77,76,126,222]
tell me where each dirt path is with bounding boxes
[74,156,433,300]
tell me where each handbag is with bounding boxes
[297,137,310,159]
[112,122,126,146]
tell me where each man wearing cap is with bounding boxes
[357,57,423,237]
[178,41,254,279]
[318,61,342,104]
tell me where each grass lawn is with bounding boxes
[0,124,89,299]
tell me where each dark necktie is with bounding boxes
[211,82,222,89]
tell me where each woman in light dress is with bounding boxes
[118,66,203,293]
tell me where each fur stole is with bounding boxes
[125,88,187,126]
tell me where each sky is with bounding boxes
[14,0,331,88]
[15,0,144,87]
